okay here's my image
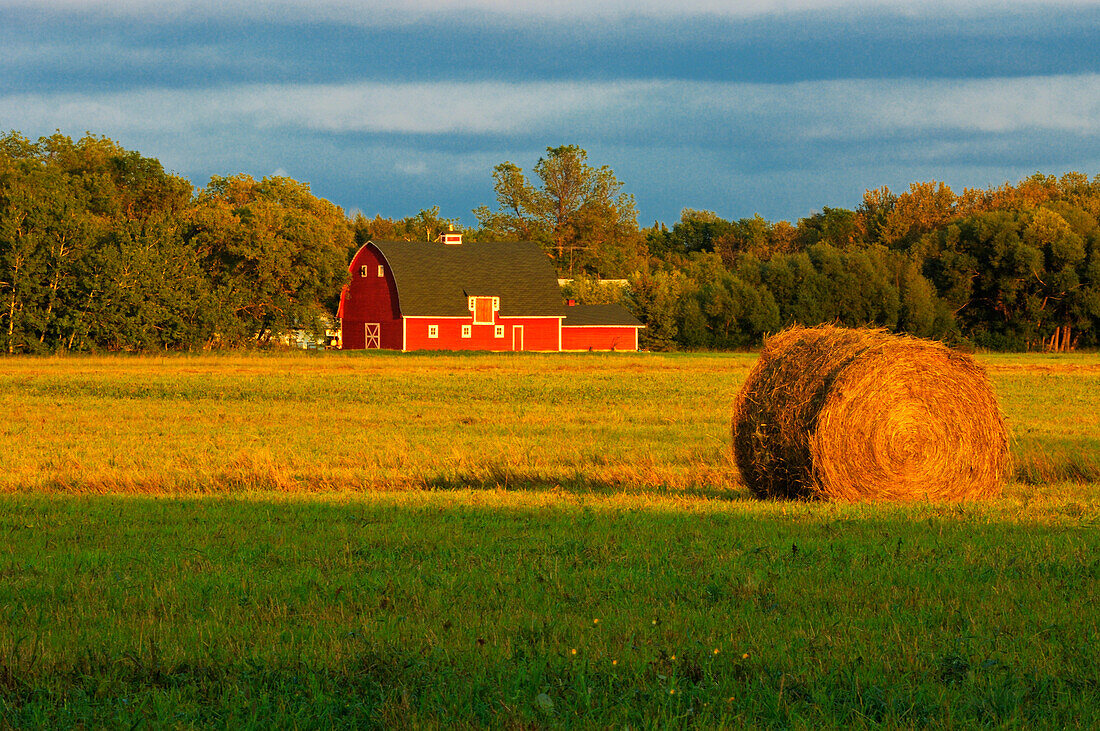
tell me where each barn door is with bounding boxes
[364,323,381,349]
[512,325,524,352]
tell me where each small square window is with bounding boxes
[461,325,471,338]
[428,325,439,339]
[377,265,385,277]
[359,265,369,277]
[494,325,504,338]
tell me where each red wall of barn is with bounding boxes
[340,245,403,350]
[405,317,562,351]
[561,326,640,351]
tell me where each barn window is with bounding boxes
[377,265,385,277]
[494,325,504,338]
[472,297,495,325]
[428,325,439,339]
[359,265,369,277]
[461,325,471,338]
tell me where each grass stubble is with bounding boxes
[1,351,1098,727]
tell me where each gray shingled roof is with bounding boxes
[561,304,644,327]
[371,240,565,317]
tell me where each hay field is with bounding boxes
[1,351,1099,727]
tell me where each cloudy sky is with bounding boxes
[4,1,1100,225]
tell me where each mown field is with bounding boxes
[1,351,1099,727]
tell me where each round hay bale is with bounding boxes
[731,325,1009,501]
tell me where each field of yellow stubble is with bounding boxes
[1,350,1097,497]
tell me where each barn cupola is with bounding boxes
[437,224,463,245]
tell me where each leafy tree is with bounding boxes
[662,209,735,254]
[699,271,780,348]
[404,206,461,243]
[677,296,709,349]
[0,154,59,352]
[625,268,685,351]
[350,208,462,249]
[796,207,863,250]
[871,181,958,249]
[350,213,398,248]
[919,208,1093,349]
[559,274,628,305]
[473,162,538,242]
[474,146,644,276]
[895,258,940,338]
[190,175,352,344]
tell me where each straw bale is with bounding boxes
[731,325,1009,500]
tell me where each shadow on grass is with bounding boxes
[2,484,1099,726]
[2,644,1087,728]
[1014,447,1100,485]
[421,464,752,502]
[19,441,1098,498]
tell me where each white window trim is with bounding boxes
[494,325,504,338]
[359,265,369,277]
[428,325,439,339]
[461,325,472,338]
[377,265,385,277]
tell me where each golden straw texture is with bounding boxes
[731,325,1010,501]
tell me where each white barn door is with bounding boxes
[364,323,381,349]
[512,325,524,352]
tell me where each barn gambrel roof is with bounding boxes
[366,239,643,328]
[371,240,565,318]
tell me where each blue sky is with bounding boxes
[4,1,1100,226]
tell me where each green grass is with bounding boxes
[1,351,1099,727]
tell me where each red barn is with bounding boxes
[338,233,643,352]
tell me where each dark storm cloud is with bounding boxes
[5,7,1100,93]
[4,2,1100,223]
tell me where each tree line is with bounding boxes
[625,177,1100,351]
[3,131,1099,352]
[1,133,350,352]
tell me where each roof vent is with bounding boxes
[438,223,462,245]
